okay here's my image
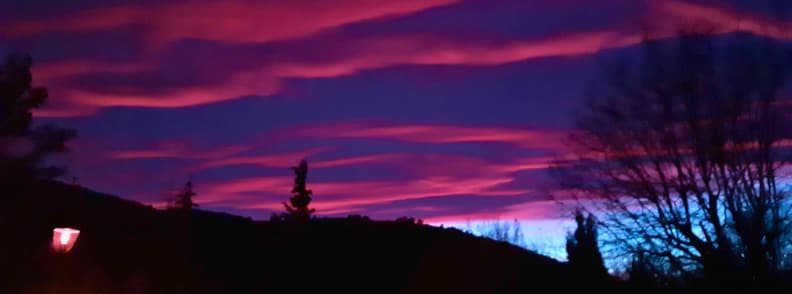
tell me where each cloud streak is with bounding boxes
[199,148,326,169]
[185,143,556,217]
[18,0,792,118]
[653,0,792,40]
[106,143,250,160]
[5,0,460,45]
[29,30,638,112]
[198,175,525,213]
[296,122,564,149]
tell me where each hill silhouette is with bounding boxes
[1,180,578,293]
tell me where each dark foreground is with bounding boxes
[8,181,791,293]
[2,181,587,293]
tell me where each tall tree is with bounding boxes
[171,180,198,210]
[0,53,76,184]
[555,30,792,280]
[284,160,315,220]
[566,211,607,279]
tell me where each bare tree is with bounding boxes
[554,29,792,281]
[464,219,526,248]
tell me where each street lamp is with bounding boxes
[52,227,80,253]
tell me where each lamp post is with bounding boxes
[51,227,80,253]
[48,227,81,292]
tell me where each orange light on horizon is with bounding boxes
[52,227,80,253]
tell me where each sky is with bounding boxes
[2,0,789,259]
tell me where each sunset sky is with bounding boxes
[2,0,788,258]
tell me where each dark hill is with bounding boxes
[1,181,576,293]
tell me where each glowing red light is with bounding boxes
[52,227,80,253]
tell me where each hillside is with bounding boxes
[1,181,576,293]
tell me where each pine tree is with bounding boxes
[172,180,198,210]
[0,53,76,184]
[566,211,607,279]
[283,160,315,220]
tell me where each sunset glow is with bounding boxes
[2,0,788,258]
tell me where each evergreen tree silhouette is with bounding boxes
[566,211,607,279]
[172,180,198,210]
[0,53,76,183]
[283,160,314,220]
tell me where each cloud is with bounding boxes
[200,175,523,212]
[33,105,100,118]
[199,148,326,169]
[29,30,638,112]
[33,60,152,82]
[311,153,405,169]
[188,147,555,214]
[95,121,561,217]
[295,122,564,149]
[4,0,460,45]
[28,60,155,117]
[422,199,566,223]
[100,121,561,171]
[19,0,792,117]
[271,31,640,77]
[66,71,282,108]
[106,143,250,160]
[653,0,792,40]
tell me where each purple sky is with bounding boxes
[2,0,788,255]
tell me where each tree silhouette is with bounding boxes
[627,252,657,290]
[555,29,792,281]
[283,160,315,220]
[465,219,526,248]
[171,180,198,210]
[0,53,76,184]
[566,211,607,279]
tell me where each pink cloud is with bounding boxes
[199,177,292,202]
[30,60,154,117]
[653,1,792,40]
[271,31,641,79]
[311,153,406,168]
[5,0,459,45]
[29,60,279,110]
[33,105,99,118]
[18,0,792,117]
[187,150,555,213]
[32,60,152,82]
[4,5,144,37]
[105,141,250,160]
[296,122,564,149]
[199,148,326,169]
[203,175,522,212]
[392,154,554,178]
[493,157,554,173]
[66,71,282,108]
[30,30,638,112]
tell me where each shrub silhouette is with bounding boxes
[395,216,424,225]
